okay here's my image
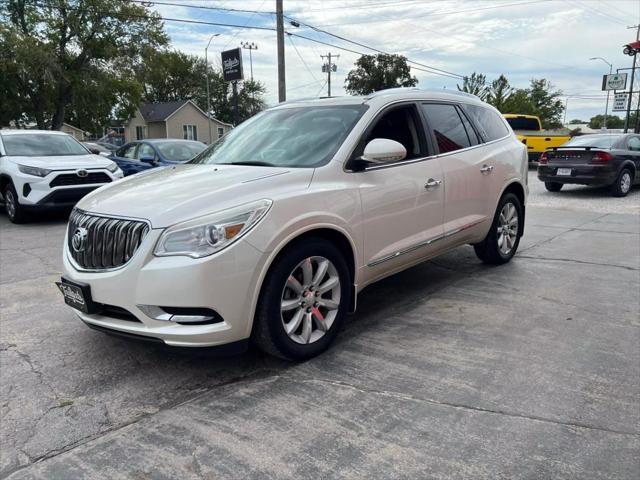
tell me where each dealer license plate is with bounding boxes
[557,168,572,176]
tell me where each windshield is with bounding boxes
[190,105,368,168]
[564,135,620,149]
[2,133,88,156]
[156,142,206,162]
[505,117,540,131]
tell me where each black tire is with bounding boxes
[252,238,351,361]
[474,193,523,265]
[544,181,563,192]
[610,168,633,197]
[3,183,28,223]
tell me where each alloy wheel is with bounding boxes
[280,256,341,345]
[497,202,518,256]
[5,190,16,219]
[621,172,631,194]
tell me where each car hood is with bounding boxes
[77,164,314,228]
[8,154,114,169]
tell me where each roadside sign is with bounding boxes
[221,48,244,82]
[612,93,628,111]
[602,73,627,91]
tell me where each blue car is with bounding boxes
[109,139,207,176]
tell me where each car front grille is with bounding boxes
[67,209,150,270]
[50,172,112,187]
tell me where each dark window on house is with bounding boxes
[421,103,471,154]
[135,126,146,140]
[465,105,510,142]
[183,125,198,141]
[217,127,224,139]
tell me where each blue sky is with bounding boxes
[150,0,640,122]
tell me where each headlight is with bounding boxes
[154,199,272,258]
[17,164,51,177]
[106,161,119,173]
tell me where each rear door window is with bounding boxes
[627,136,640,151]
[465,105,510,142]
[421,103,471,154]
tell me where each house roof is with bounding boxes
[139,100,190,122]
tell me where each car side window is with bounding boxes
[421,103,472,154]
[136,144,156,160]
[117,144,137,159]
[627,136,640,151]
[464,104,510,142]
[457,106,480,146]
[358,104,426,161]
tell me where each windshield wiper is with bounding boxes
[226,161,276,167]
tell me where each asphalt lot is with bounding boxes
[1,182,639,479]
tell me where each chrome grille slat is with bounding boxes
[67,210,149,270]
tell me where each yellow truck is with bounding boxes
[503,114,570,162]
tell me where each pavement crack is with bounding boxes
[291,377,640,438]
[517,255,639,272]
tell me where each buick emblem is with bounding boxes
[76,169,88,178]
[72,227,88,252]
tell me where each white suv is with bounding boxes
[58,89,527,360]
[0,130,123,223]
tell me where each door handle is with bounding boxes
[424,178,442,189]
[480,164,494,174]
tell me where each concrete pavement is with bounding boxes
[1,206,639,479]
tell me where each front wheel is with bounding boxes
[474,193,522,265]
[252,238,351,360]
[3,183,28,223]
[610,168,633,197]
[545,181,563,192]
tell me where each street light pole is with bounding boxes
[589,57,613,130]
[241,41,258,82]
[205,33,220,144]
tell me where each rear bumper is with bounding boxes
[537,164,618,185]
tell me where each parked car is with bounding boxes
[109,139,207,175]
[57,88,528,360]
[82,142,113,157]
[503,114,570,162]
[538,133,640,197]
[0,130,123,223]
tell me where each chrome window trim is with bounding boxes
[66,209,154,273]
[366,218,485,267]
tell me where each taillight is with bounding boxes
[591,151,612,163]
[539,152,548,164]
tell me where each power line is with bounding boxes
[287,35,322,84]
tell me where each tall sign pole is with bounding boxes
[276,0,286,102]
[623,26,640,132]
[221,47,244,125]
[321,53,339,97]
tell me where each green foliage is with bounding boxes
[588,114,625,129]
[135,49,267,125]
[569,118,585,124]
[486,75,512,112]
[345,53,417,95]
[527,78,564,129]
[457,72,488,100]
[0,0,167,130]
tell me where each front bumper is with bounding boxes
[62,229,268,347]
[537,164,617,185]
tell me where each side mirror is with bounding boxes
[361,138,407,164]
[89,148,101,155]
[140,156,156,164]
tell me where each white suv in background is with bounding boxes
[0,130,123,223]
[58,88,528,360]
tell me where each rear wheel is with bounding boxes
[474,193,522,265]
[3,183,28,223]
[610,168,633,197]
[252,238,351,360]
[544,181,563,192]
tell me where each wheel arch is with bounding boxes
[619,160,636,179]
[246,225,359,338]
[0,173,13,193]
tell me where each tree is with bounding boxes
[345,53,417,95]
[0,0,167,130]
[588,114,625,129]
[135,50,267,125]
[502,89,535,115]
[486,75,512,112]
[457,72,488,100]
[569,119,585,124]
[528,78,564,129]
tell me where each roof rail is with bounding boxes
[365,87,479,100]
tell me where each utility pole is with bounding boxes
[624,24,639,133]
[321,52,339,97]
[241,41,258,81]
[276,0,286,102]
